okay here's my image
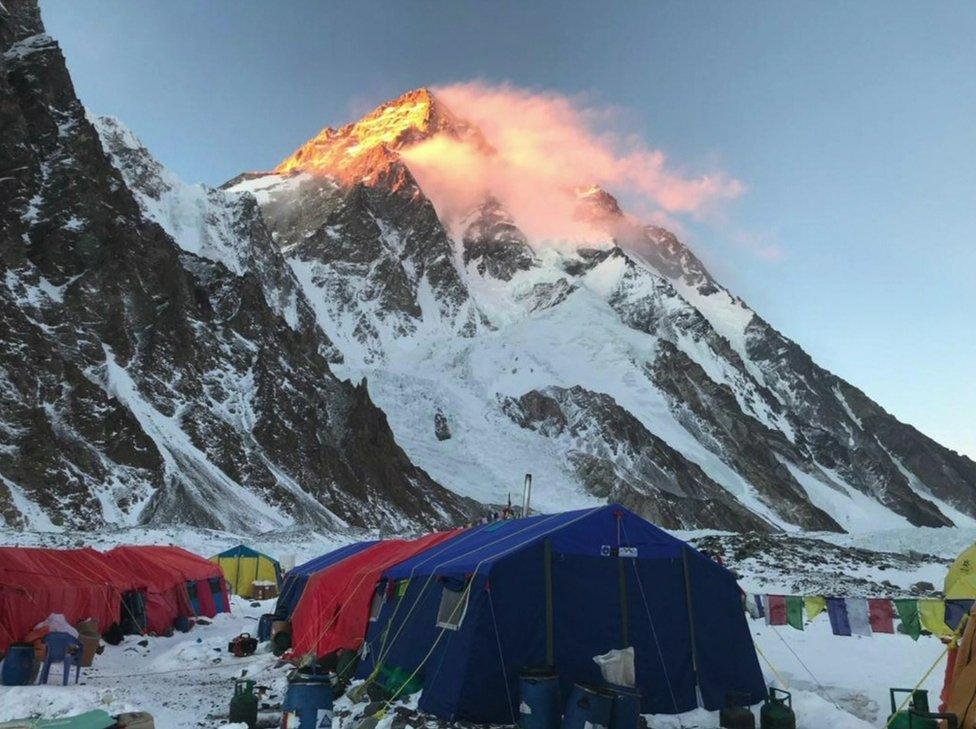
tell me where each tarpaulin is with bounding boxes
[766,595,787,626]
[804,596,826,621]
[846,598,872,636]
[106,546,228,633]
[785,596,804,630]
[895,599,921,640]
[868,598,895,634]
[290,529,461,658]
[0,547,136,651]
[357,504,767,723]
[827,597,851,636]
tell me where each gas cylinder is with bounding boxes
[229,679,258,729]
[759,687,795,729]
[720,691,756,729]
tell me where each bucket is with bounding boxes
[282,678,333,729]
[519,669,562,729]
[1,643,35,686]
[607,685,642,729]
[258,613,275,642]
[562,683,614,729]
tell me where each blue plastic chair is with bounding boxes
[38,631,82,685]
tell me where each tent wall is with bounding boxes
[275,540,378,620]
[212,548,281,598]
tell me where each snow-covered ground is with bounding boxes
[1,525,970,727]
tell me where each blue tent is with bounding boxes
[274,540,378,620]
[357,504,765,723]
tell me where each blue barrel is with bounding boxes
[562,683,614,729]
[607,686,642,729]
[257,613,274,642]
[282,678,333,729]
[519,669,562,729]
[1,643,35,686]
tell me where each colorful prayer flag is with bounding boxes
[945,599,975,632]
[846,598,872,636]
[868,599,895,634]
[827,597,851,636]
[894,599,921,640]
[919,599,952,637]
[804,596,826,621]
[766,595,787,626]
[785,596,804,630]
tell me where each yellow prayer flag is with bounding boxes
[804,596,826,621]
[918,598,952,636]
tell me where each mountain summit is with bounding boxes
[274,88,491,180]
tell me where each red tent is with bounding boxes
[105,546,229,633]
[0,547,131,652]
[291,530,460,658]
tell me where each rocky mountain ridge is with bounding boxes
[0,2,470,532]
[224,87,976,533]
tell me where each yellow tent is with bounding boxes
[211,545,282,598]
[947,542,976,600]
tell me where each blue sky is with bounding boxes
[41,1,975,458]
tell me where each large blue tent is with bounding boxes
[356,504,765,723]
[274,540,378,620]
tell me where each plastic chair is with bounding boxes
[38,631,83,685]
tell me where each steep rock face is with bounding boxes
[461,197,537,281]
[502,386,771,531]
[0,4,469,532]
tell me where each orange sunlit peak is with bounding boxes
[274,87,488,177]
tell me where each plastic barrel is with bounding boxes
[1,643,35,686]
[607,686,642,729]
[562,683,614,729]
[282,679,333,729]
[519,669,562,729]
[257,613,274,642]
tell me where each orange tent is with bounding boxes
[290,530,460,658]
[944,605,976,728]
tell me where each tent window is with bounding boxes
[435,581,470,631]
[368,585,385,622]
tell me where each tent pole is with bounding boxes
[618,556,629,647]
[544,538,554,667]
[681,547,702,707]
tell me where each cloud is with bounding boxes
[399,81,744,244]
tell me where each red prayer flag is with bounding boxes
[868,598,895,633]
[767,595,788,626]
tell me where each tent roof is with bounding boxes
[290,540,379,578]
[383,504,688,580]
[0,546,140,592]
[947,542,976,599]
[107,545,221,592]
[212,544,279,563]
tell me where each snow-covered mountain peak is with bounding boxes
[274,87,491,181]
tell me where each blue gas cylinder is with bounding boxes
[607,686,642,729]
[282,677,334,728]
[1,643,35,686]
[258,613,275,642]
[519,669,562,729]
[562,683,614,729]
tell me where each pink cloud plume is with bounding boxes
[399,81,744,243]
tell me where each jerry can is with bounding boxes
[720,691,756,729]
